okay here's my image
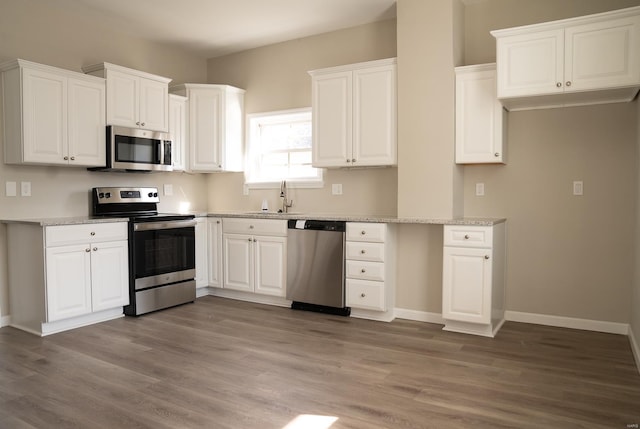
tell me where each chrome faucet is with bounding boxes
[280,180,293,213]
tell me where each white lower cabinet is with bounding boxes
[345,222,396,322]
[7,222,129,336]
[442,223,506,337]
[194,217,209,290]
[222,218,287,298]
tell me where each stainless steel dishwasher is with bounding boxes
[286,219,350,316]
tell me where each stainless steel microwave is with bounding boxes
[90,126,173,172]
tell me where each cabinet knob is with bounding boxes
[352,159,356,163]
[85,248,91,252]
[346,159,351,163]
[217,220,221,224]
[136,121,141,126]
[494,153,500,157]
[63,156,69,161]
[90,232,96,236]
[253,238,257,243]
[565,81,571,87]
[218,164,222,168]
[360,249,366,254]
[464,235,469,239]
[249,225,254,229]
[141,122,146,126]
[248,238,252,242]
[556,82,562,88]
[361,230,366,235]
[360,293,366,298]
[361,268,366,273]
[93,247,98,251]
[484,255,490,260]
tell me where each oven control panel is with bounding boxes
[93,187,160,204]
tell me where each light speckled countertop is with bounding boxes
[1,216,130,226]
[1,213,505,227]
[204,211,506,226]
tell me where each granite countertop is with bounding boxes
[1,213,505,227]
[204,211,506,226]
[1,216,130,226]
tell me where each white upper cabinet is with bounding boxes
[83,62,171,131]
[455,64,507,164]
[168,94,187,171]
[0,59,106,167]
[170,84,245,173]
[492,6,640,110]
[310,58,397,168]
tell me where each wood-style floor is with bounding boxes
[0,296,639,429]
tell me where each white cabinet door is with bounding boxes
[442,246,492,324]
[565,16,640,91]
[455,64,505,164]
[195,218,209,289]
[22,67,68,165]
[223,234,253,292]
[190,88,223,171]
[208,218,223,288]
[496,28,564,98]
[67,77,106,167]
[107,69,139,128]
[311,71,352,167]
[90,240,129,312]
[168,94,187,171]
[254,236,286,297]
[352,64,396,166]
[46,244,92,322]
[139,77,168,132]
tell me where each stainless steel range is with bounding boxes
[92,187,196,316]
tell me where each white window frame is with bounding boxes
[244,107,322,189]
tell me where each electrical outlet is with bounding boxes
[332,184,343,195]
[163,184,173,196]
[243,184,249,195]
[20,181,31,197]
[5,181,16,197]
[475,183,485,196]
[573,181,583,196]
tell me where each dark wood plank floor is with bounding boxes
[1,296,639,428]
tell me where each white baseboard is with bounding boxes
[629,326,640,375]
[504,310,629,335]
[0,315,11,328]
[394,308,444,325]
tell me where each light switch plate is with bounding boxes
[21,181,31,197]
[475,183,485,196]
[332,184,343,195]
[573,181,583,196]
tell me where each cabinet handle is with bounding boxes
[556,82,562,88]
[494,153,500,157]
[361,268,366,273]
[360,249,366,254]
[90,232,96,236]
[63,156,69,161]
[93,247,98,251]
[464,235,469,239]
[360,293,366,298]
[484,255,490,260]
[85,248,91,252]
[565,81,571,87]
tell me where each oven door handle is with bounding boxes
[134,219,197,231]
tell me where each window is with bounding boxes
[245,108,322,188]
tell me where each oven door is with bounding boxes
[132,219,196,290]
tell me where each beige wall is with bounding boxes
[0,0,210,318]
[462,0,640,322]
[205,19,398,216]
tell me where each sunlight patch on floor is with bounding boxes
[282,414,338,429]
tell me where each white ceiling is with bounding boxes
[73,0,397,58]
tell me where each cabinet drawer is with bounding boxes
[443,225,493,248]
[222,218,287,236]
[46,222,128,247]
[346,223,386,242]
[346,279,385,311]
[345,241,385,262]
[346,260,385,282]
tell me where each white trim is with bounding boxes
[0,315,11,328]
[394,308,444,325]
[629,326,640,375]
[205,287,291,308]
[504,310,629,335]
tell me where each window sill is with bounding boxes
[245,180,324,190]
